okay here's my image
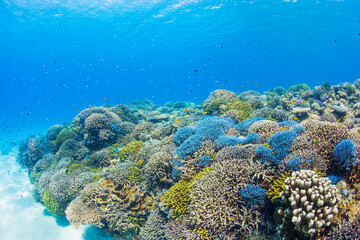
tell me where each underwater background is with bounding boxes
[1,0,360,239]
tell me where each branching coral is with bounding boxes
[163,168,212,219]
[17,136,45,169]
[248,120,280,143]
[302,119,357,163]
[189,158,272,239]
[112,141,144,164]
[139,208,167,240]
[42,188,67,216]
[333,139,358,170]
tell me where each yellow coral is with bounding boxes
[114,141,144,162]
[279,126,291,132]
[267,171,291,202]
[164,168,213,219]
[194,226,209,240]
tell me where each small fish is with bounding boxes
[211,98,214,100]
[65,165,68,169]
[139,160,144,165]
[150,218,154,221]
[337,119,341,123]
[302,100,307,103]
[87,181,90,184]
[160,197,164,201]
[357,129,360,134]
[113,148,118,152]
[293,117,298,121]
[185,109,189,112]
[187,155,191,159]
[175,119,180,122]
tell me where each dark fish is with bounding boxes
[194,70,198,72]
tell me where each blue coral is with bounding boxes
[174,135,203,159]
[241,133,259,145]
[239,184,266,207]
[235,117,265,135]
[286,156,301,171]
[173,126,195,145]
[255,146,272,164]
[174,117,234,159]
[291,124,305,135]
[333,139,358,170]
[279,120,298,127]
[327,175,343,185]
[215,136,241,148]
[195,117,234,141]
[268,130,298,165]
[198,156,211,167]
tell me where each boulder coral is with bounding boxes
[277,170,341,239]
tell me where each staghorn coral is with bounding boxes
[49,170,69,203]
[143,151,173,190]
[325,212,360,239]
[65,197,104,228]
[302,119,358,163]
[216,144,259,162]
[277,170,341,239]
[68,172,93,198]
[164,217,198,240]
[189,158,272,239]
[139,208,167,240]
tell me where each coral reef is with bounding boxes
[17,80,360,239]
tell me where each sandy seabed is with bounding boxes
[0,150,87,240]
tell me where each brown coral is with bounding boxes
[302,120,358,164]
[66,177,154,235]
[188,158,272,239]
[248,120,280,143]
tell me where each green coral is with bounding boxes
[118,141,144,161]
[127,165,145,183]
[287,83,310,93]
[205,99,227,114]
[91,174,102,182]
[346,84,356,96]
[42,189,66,216]
[164,168,212,219]
[68,163,83,175]
[55,128,75,147]
[223,98,254,121]
[267,171,291,202]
